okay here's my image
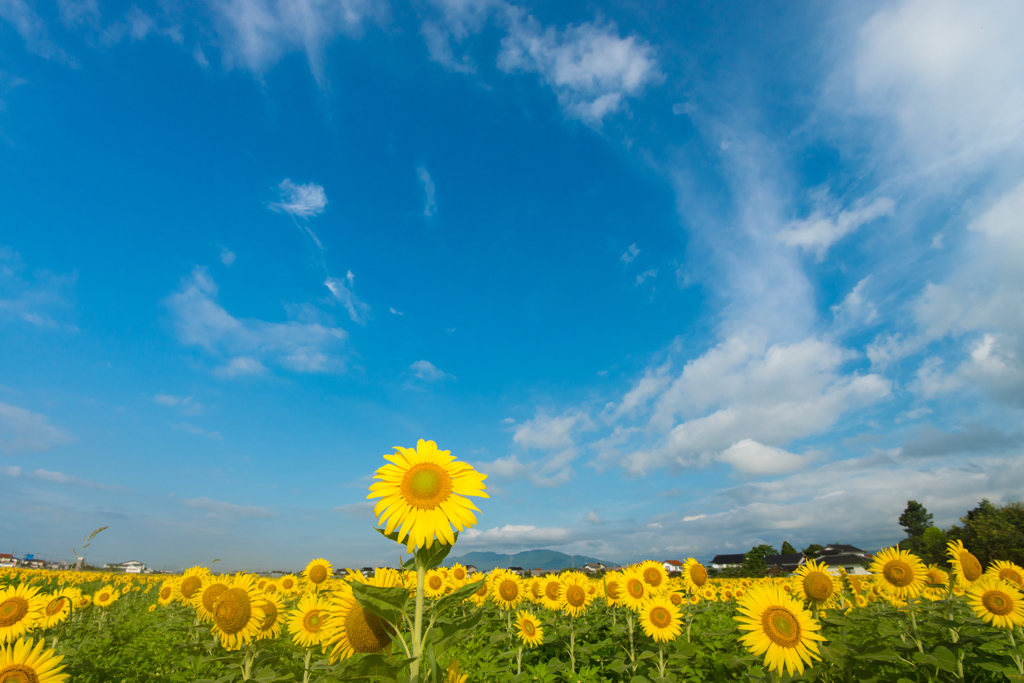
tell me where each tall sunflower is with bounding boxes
[40,589,78,629]
[367,439,489,553]
[925,565,949,589]
[947,540,984,589]
[256,594,286,640]
[92,585,120,608]
[450,564,469,583]
[559,573,592,617]
[735,584,825,677]
[603,574,625,608]
[0,637,68,683]
[279,574,300,594]
[194,579,230,623]
[424,570,449,599]
[287,593,332,648]
[636,561,669,594]
[303,559,334,591]
[514,611,544,647]
[177,566,210,603]
[966,577,1024,630]
[491,571,524,611]
[210,575,266,651]
[0,584,45,643]
[792,560,838,609]
[620,569,650,611]
[323,589,395,663]
[681,559,709,594]
[985,560,1024,589]
[637,596,682,642]
[156,581,177,607]
[538,577,563,612]
[469,579,490,607]
[869,547,927,600]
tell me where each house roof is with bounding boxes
[663,560,683,566]
[817,553,870,566]
[818,544,865,555]
[711,554,746,565]
[765,554,804,566]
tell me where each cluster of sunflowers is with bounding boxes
[3,440,1024,682]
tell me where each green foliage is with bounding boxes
[779,541,797,555]
[899,500,934,539]
[740,544,777,577]
[802,543,824,558]
[946,498,1024,567]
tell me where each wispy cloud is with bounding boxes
[0,0,75,64]
[182,496,275,519]
[777,192,895,259]
[324,272,370,325]
[219,247,236,266]
[269,179,328,217]
[417,166,436,217]
[0,465,119,490]
[173,422,223,440]
[166,266,349,377]
[620,243,640,264]
[410,359,454,381]
[0,246,77,330]
[0,402,74,454]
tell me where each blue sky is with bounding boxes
[2,0,1023,571]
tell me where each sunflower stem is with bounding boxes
[626,611,636,674]
[569,616,576,675]
[302,647,313,683]
[516,645,523,676]
[1009,629,1024,675]
[411,553,427,683]
[657,643,666,679]
[907,600,924,654]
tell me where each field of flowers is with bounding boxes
[2,440,1023,683]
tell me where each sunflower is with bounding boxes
[445,659,468,683]
[966,577,1024,629]
[157,581,177,607]
[424,570,449,599]
[925,565,949,589]
[538,576,563,612]
[869,547,927,600]
[687,593,701,605]
[303,559,334,591]
[211,575,266,651]
[735,584,825,676]
[637,561,669,594]
[177,566,210,603]
[74,595,91,610]
[701,585,718,602]
[638,596,682,642]
[279,574,300,594]
[40,588,78,629]
[256,594,286,640]
[947,540,984,589]
[559,573,592,617]
[0,584,45,643]
[194,579,230,623]
[681,559,709,594]
[450,564,469,583]
[527,577,544,604]
[367,439,489,553]
[985,560,1024,589]
[514,610,544,647]
[603,575,625,607]
[792,560,838,609]
[323,589,396,663]
[0,637,68,683]
[287,593,332,648]
[669,591,684,607]
[262,580,280,596]
[620,569,650,611]
[492,571,524,610]
[92,585,120,608]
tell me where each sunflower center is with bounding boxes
[44,597,67,617]
[670,593,682,605]
[643,568,663,587]
[202,583,229,613]
[400,463,453,509]
[522,619,535,636]
[804,572,834,602]
[475,583,488,597]
[260,601,279,631]
[428,576,444,590]
[344,604,393,654]
[999,568,1023,586]
[309,566,328,584]
[283,578,295,589]
[762,606,802,648]
[982,590,1013,616]
[649,606,672,628]
[265,583,278,594]
[160,587,173,600]
[453,568,466,581]
[606,581,621,600]
[181,576,203,599]
[213,588,252,634]
[883,560,914,587]
[499,580,519,601]
[565,585,586,607]
[0,663,40,683]
[688,564,708,587]
[926,571,946,587]
[544,582,561,601]
[960,552,983,582]
[0,598,28,627]
[627,579,645,599]
[99,592,111,602]
[304,609,323,631]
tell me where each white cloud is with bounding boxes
[324,275,370,325]
[0,0,75,64]
[0,464,118,490]
[460,524,571,547]
[269,179,328,217]
[154,394,189,407]
[777,193,895,259]
[0,402,74,454]
[419,0,498,73]
[831,276,879,330]
[635,268,657,285]
[620,243,640,264]
[389,307,402,315]
[417,166,437,217]
[220,247,236,266]
[584,510,604,524]
[182,496,275,518]
[0,246,76,330]
[166,266,349,377]
[333,501,375,518]
[410,359,453,381]
[718,439,812,476]
[497,14,661,124]
[513,409,592,451]
[173,422,223,440]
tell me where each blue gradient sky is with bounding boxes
[2,0,1023,571]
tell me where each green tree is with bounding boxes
[802,543,824,557]
[780,541,797,555]
[946,499,1024,566]
[918,527,948,565]
[743,544,779,576]
[899,500,933,539]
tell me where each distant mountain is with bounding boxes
[445,549,617,572]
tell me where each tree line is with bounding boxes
[898,497,1024,567]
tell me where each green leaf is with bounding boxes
[930,645,957,673]
[351,582,410,628]
[337,654,417,682]
[857,646,902,662]
[432,578,485,616]
[414,533,459,570]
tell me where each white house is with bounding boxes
[662,560,683,574]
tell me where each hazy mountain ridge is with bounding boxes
[444,549,617,571]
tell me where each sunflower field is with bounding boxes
[3,440,1024,683]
